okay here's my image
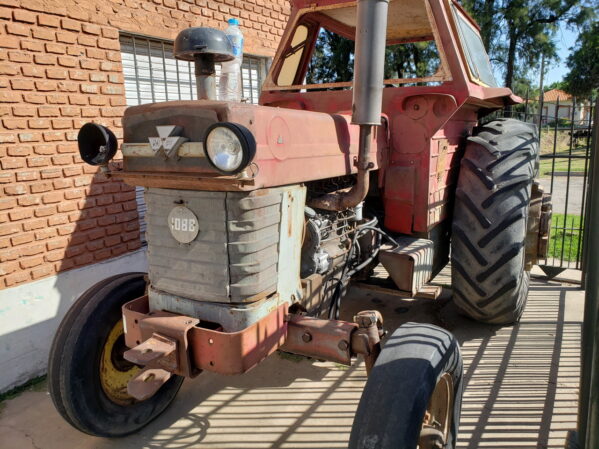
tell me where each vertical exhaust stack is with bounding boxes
[309,0,389,211]
[174,27,235,100]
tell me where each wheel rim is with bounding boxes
[100,320,141,406]
[418,372,454,449]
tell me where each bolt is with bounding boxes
[302,332,312,343]
[338,340,349,351]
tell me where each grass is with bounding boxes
[539,130,589,176]
[547,214,583,262]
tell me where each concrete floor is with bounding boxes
[0,269,584,449]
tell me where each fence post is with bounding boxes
[578,97,599,449]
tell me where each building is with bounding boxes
[540,89,592,125]
[0,0,289,392]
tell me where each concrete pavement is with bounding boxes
[0,269,584,449]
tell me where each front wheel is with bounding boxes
[48,273,184,437]
[349,322,463,449]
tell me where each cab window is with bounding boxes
[451,4,497,87]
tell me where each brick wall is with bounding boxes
[0,0,290,289]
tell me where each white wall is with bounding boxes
[0,249,148,393]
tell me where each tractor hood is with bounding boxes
[119,100,386,192]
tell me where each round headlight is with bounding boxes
[77,123,117,166]
[204,123,256,174]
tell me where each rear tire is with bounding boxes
[349,323,463,449]
[48,273,184,437]
[451,118,539,324]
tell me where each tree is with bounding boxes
[461,0,594,91]
[563,22,599,97]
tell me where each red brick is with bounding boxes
[42,191,63,203]
[46,237,68,251]
[6,22,30,37]
[0,62,18,75]
[62,166,82,177]
[7,145,32,156]
[34,227,56,240]
[42,131,64,141]
[0,157,25,169]
[19,243,45,257]
[21,65,45,77]
[40,168,61,179]
[4,271,30,287]
[0,261,19,276]
[80,59,99,70]
[75,252,94,266]
[20,255,44,269]
[35,80,57,91]
[30,181,53,193]
[11,232,34,246]
[45,94,67,104]
[17,194,41,206]
[3,184,27,195]
[12,105,36,117]
[38,14,60,27]
[32,27,55,40]
[13,9,36,23]
[0,35,20,49]
[11,79,35,90]
[48,215,68,226]
[52,154,71,165]
[61,18,80,31]
[45,43,66,54]
[28,119,50,129]
[8,208,33,221]
[57,56,77,67]
[45,247,66,262]
[34,53,56,65]
[23,93,45,104]
[31,264,54,279]
[20,40,44,52]
[57,81,77,92]
[94,248,111,261]
[0,91,21,102]
[52,178,71,190]
[56,31,77,44]
[77,34,96,47]
[19,132,41,142]
[3,118,26,129]
[0,197,17,210]
[22,218,46,231]
[34,205,56,217]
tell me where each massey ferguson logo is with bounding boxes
[148,125,188,158]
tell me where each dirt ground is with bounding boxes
[0,267,584,449]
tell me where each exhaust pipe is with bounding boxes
[309,0,389,211]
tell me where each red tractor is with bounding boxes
[49,0,551,447]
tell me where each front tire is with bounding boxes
[48,273,184,437]
[451,118,539,324]
[349,323,463,449]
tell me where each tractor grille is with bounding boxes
[145,187,282,303]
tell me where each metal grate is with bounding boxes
[119,33,267,242]
[487,92,596,275]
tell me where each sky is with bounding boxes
[544,26,578,85]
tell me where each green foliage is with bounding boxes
[563,22,599,97]
[306,30,354,84]
[384,41,439,80]
[461,0,595,89]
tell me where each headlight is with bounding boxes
[77,123,117,166]
[203,123,256,174]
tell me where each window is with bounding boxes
[119,33,268,241]
[451,5,497,87]
[268,0,449,91]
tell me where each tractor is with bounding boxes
[48,0,552,447]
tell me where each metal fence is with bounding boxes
[491,92,596,276]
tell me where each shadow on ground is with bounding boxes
[0,267,584,449]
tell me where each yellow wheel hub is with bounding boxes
[100,320,141,405]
